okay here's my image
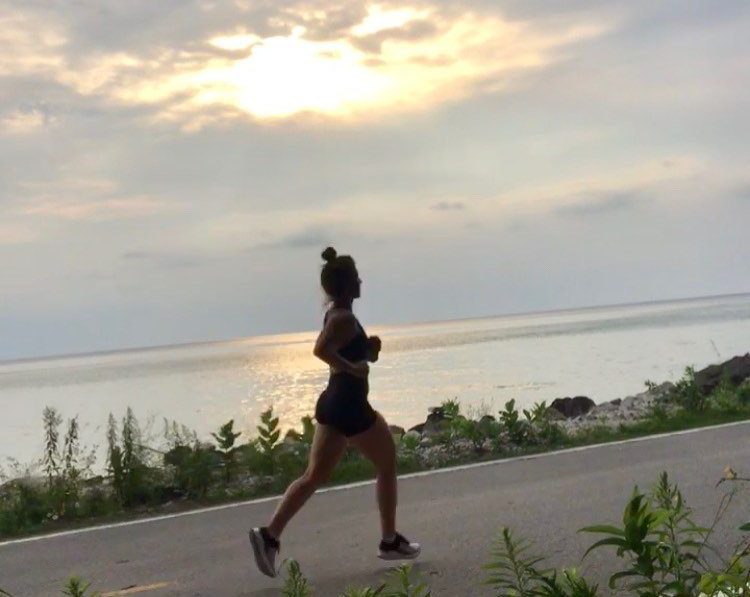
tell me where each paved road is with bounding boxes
[2,422,749,596]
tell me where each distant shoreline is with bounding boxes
[2,290,748,367]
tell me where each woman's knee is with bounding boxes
[302,466,331,488]
[376,445,396,476]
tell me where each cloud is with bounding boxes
[554,190,642,216]
[1,106,56,134]
[430,201,466,211]
[349,18,438,53]
[255,227,332,250]
[0,224,37,245]
[0,2,608,127]
[20,195,167,221]
[121,250,205,269]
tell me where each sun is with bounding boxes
[197,27,391,119]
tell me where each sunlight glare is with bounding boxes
[193,29,389,118]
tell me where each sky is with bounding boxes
[1,0,749,361]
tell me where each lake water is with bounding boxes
[2,294,749,471]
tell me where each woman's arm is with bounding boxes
[313,312,369,378]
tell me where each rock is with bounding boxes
[388,425,406,437]
[694,354,750,394]
[549,396,596,419]
[648,382,675,401]
[478,415,496,426]
[620,394,644,410]
[421,408,450,437]
[408,423,425,434]
[610,398,622,406]
[590,401,619,415]
[546,408,567,421]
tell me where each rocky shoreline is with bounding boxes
[391,353,750,452]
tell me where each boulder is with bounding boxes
[694,354,750,394]
[549,396,595,419]
[408,422,425,434]
[620,394,645,410]
[421,407,450,437]
[388,425,405,437]
[593,400,620,414]
[545,407,567,421]
[648,382,675,401]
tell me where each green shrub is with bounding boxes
[286,416,316,448]
[738,383,750,406]
[499,400,529,444]
[41,408,90,518]
[711,375,742,413]
[440,398,461,420]
[164,443,218,498]
[211,419,242,483]
[450,416,485,450]
[108,408,152,506]
[0,483,50,535]
[78,486,113,518]
[674,366,707,412]
[257,408,282,474]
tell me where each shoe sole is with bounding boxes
[249,529,276,578]
[377,546,421,561]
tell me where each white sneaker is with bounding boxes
[249,527,280,577]
[378,532,421,560]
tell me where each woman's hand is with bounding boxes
[367,335,382,363]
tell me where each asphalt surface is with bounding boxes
[1,421,749,596]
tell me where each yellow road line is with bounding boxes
[101,581,177,596]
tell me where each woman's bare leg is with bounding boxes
[348,413,397,537]
[267,423,346,538]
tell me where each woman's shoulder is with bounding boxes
[324,307,358,327]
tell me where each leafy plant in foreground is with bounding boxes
[61,577,98,597]
[581,473,709,594]
[283,559,313,597]
[384,564,432,597]
[283,562,428,596]
[485,527,545,595]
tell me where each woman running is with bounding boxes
[249,247,420,577]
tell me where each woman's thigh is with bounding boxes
[307,422,347,480]
[347,413,395,471]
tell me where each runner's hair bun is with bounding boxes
[321,247,337,263]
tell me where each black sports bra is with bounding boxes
[324,310,369,362]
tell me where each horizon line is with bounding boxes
[2,289,748,367]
